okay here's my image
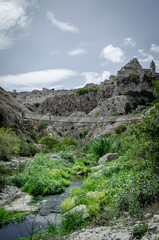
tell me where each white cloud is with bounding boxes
[0,0,36,50]
[0,69,77,92]
[46,12,79,33]
[68,48,86,56]
[123,37,136,47]
[150,43,159,53]
[100,44,125,63]
[138,49,154,63]
[81,71,111,85]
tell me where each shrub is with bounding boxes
[0,127,20,161]
[29,130,38,141]
[133,221,148,239]
[59,151,75,163]
[87,137,111,161]
[115,124,127,135]
[129,74,140,84]
[79,129,89,139]
[39,136,60,150]
[19,140,39,157]
[37,120,48,131]
[125,102,132,114]
[74,86,99,95]
[61,211,90,235]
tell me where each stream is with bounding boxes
[0,176,85,240]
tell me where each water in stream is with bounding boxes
[0,176,85,240]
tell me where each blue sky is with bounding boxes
[0,0,159,92]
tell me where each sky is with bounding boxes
[0,0,159,92]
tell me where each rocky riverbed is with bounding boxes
[66,211,159,240]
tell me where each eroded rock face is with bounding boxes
[100,95,130,116]
[0,186,37,211]
[98,153,119,164]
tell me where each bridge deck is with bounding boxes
[25,113,142,123]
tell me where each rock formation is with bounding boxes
[13,58,157,118]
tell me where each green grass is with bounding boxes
[0,206,28,225]
[9,153,71,196]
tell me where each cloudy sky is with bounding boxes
[0,0,159,92]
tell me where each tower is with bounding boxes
[150,60,156,77]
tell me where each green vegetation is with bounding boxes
[115,124,127,134]
[19,212,90,240]
[1,81,159,239]
[0,206,28,226]
[61,99,159,219]
[9,153,71,196]
[129,74,140,84]
[125,102,132,113]
[36,120,48,131]
[0,128,39,161]
[39,136,79,152]
[133,221,148,239]
[79,129,89,138]
[121,90,155,103]
[39,136,60,150]
[74,86,99,95]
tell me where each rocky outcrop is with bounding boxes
[0,185,37,211]
[67,204,89,219]
[99,95,130,116]
[67,211,159,240]
[0,87,34,134]
[98,153,119,164]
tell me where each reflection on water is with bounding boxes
[0,177,84,240]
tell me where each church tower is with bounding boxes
[150,60,156,77]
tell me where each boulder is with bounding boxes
[98,153,118,164]
[91,165,104,170]
[0,186,37,211]
[49,155,69,163]
[68,204,89,219]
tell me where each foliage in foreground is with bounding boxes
[0,127,39,161]
[9,153,71,196]
[0,206,27,226]
[19,211,90,240]
[62,99,159,217]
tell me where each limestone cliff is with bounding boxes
[13,58,157,117]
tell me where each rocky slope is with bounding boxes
[0,87,34,134]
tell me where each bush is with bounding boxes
[59,151,75,163]
[29,130,38,141]
[60,211,90,235]
[37,120,48,131]
[129,74,140,84]
[114,124,127,135]
[0,127,20,161]
[115,171,159,215]
[125,102,132,114]
[39,136,60,150]
[74,87,99,96]
[79,129,89,139]
[133,221,148,239]
[87,137,111,161]
[19,140,39,157]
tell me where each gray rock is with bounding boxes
[98,153,119,164]
[91,165,104,170]
[67,204,89,219]
[0,186,37,211]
